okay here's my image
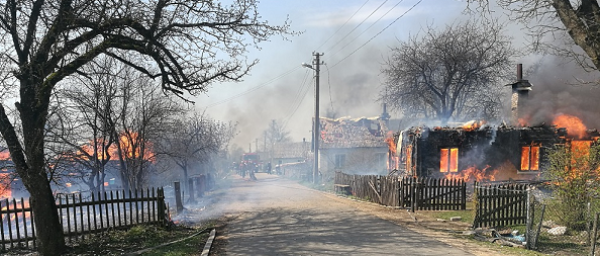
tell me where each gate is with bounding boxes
[473,182,529,228]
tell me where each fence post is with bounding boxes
[174,181,183,214]
[591,212,599,256]
[526,188,534,250]
[188,178,195,202]
[533,204,546,249]
[472,181,479,229]
[157,188,167,226]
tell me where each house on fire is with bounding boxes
[389,64,600,180]
[318,116,389,178]
[393,123,600,180]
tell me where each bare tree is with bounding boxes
[468,0,600,76]
[114,79,181,192]
[46,57,126,195]
[158,112,221,190]
[0,1,291,254]
[379,21,515,123]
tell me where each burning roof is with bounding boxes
[319,116,388,149]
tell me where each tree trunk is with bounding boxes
[29,180,65,256]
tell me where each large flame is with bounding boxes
[119,132,155,161]
[445,165,498,182]
[78,138,115,160]
[385,131,399,170]
[75,131,155,162]
[553,114,587,139]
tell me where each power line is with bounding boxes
[330,0,423,69]
[282,70,313,130]
[315,0,371,51]
[202,66,301,109]
[333,0,405,56]
[282,69,311,121]
[326,0,389,51]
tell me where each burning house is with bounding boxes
[318,116,389,178]
[390,64,600,182]
[394,122,599,181]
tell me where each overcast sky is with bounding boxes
[194,0,600,152]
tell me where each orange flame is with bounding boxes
[462,120,485,132]
[553,114,587,139]
[78,138,115,160]
[0,150,9,160]
[0,173,11,199]
[445,165,498,182]
[119,132,155,161]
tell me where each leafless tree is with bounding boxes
[46,57,126,195]
[264,119,291,166]
[114,78,182,192]
[468,0,600,77]
[379,21,515,123]
[0,1,291,254]
[157,112,236,190]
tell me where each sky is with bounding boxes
[195,0,469,151]
[193,0,600,153]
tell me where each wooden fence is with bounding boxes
[334,172,466,211]
[0,187,167,251]
[472,182,529,228]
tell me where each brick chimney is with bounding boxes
[507,64,532,125]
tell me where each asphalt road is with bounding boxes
[211,173,474,256]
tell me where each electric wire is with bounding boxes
[332,0,405,56]
[315,0,371,51]
[330,0,423,69]
[282,70,313,130]
[282,69,311,121]
[325,0,389,52]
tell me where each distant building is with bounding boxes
[318,116,389,180]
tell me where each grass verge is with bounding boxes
[60,222,215,256]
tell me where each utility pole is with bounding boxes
[303,52,323,184]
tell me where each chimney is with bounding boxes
[507,64,532,125]
[380,103,391,127]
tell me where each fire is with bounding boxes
[553,114,587,139]
[385,131,400,171]
[571,140,591,169]
[462,120,485,132]
[78,138,115,160]
[445,165,498,182]
[0,150,9,160]
[119,131,155,161]
[440,148,458,173]
[385,131,396,155]
[0,173,11,199]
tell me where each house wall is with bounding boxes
[320,147,388,180]
[402,125,565,180]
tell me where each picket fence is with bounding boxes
[0,187,167,251]
[334,172,466,211]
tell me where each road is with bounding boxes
[204,173,475,256]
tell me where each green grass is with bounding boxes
[61,223,214,256]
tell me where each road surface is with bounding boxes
[204,173,475,256]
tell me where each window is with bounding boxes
[335,154,346,169]
[440,148,458,173]
[521,144,540,171]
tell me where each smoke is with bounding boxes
[520,56,600,130]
